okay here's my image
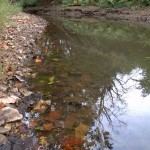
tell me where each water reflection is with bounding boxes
[29,19,150,149]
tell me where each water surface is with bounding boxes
[29,19,150,150]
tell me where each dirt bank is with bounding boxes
[24,5,150,23]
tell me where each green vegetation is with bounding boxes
[0,0,21,28]
[19,0,39,7]
[62,0,150,7]
[61,19,150,46]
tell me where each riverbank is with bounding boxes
[24,5,150,23]
[0,12,48,149]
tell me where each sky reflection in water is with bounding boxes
[30,19,150,149]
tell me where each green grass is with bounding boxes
[19,0,39,7]
[0,0,21,80]
[0,0,21,29]
[61,0,150,7]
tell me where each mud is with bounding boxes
[24,6,150,23]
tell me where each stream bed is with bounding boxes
[27,19,150,150]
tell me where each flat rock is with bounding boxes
[0,107,23,125]
[19,88,33,97]
[0,127,10,134]
[0,95,20,104]
[0,134,8,146]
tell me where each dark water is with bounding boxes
[29,19,150,150]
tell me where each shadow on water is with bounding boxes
[27,19,150,149]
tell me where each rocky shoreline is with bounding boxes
[0,12,48,149]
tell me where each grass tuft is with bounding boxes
[0,0,21,28]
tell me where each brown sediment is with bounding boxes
[24,6,150,23]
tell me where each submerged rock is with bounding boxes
[33,100,51,113]
[0,107,23,125]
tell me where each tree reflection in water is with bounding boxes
[31,20,150,149]
[86,68,143,149]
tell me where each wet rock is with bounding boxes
[0,107,23,125]
[4,124,12,131]
[15,75,25,82]
[0,134,8,146]
[0,127,10,134]
[0,95,20,104]
[19,88,33,97]
[33,100,51,113]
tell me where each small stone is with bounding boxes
[19,88,33,97]
[0,127,10,134]
[0,134,8,146]
[4,124,12,131]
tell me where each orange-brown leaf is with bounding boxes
[43,123,53,131]
[62,136,84,150]
[15,82,23,88]
[45,111,61,121]
[35,57,42,63]
[28,121,37,127]
[0,102,5,109]
[75,123,89,138]
[3,42,9,50]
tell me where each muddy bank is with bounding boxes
[0,12,48,149]
[24,6,150,23]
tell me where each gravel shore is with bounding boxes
[0,12,48,149]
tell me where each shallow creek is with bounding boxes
[27,19,150,150]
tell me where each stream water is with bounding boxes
[28,19,150,150]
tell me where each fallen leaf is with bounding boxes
[54,120,63,128]
[0,102,4,110]
[28,121,37,127]
[64,115,77,129]
[75,123,89,138]
[18,123,28,134]
[52,59,59,62]
[39,136,48,146]
[43,123,53,131]
[62,136,84,150]
[3,42,9,50]
[35,126,44,131]
[48,76,55,85]
[33,100,51,113]
[35,56,42,63]
[45,111,61,122]
[15,82,23,88]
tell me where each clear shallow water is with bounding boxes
[29,19,150,149]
